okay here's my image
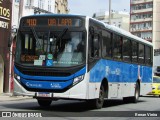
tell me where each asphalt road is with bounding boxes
[0,95,160,120]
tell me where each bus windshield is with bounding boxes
[15,29,86,67]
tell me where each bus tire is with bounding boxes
[130,82,140,103]
[89,85,105,109]
[37,99,52,107]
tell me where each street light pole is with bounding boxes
[18,0,24,21]
[109,0,111,25]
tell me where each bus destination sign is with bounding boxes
[22,18,82,27]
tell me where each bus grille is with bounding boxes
[21,71,71,77]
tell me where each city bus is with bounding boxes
[13,14,153,109]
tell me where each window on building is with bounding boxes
[15,0,20,3]
[58,10,60,14]
[118,24,121,28]
[38,0,44,9]
[137,33,141,37]
[26,0,31,6]
[48,0,52,12]
[147,3,153,8]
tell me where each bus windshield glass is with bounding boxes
[15,29,86,67]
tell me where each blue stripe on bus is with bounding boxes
[14,66,86,90]
[21,78,73,90]
[90,59,152,83]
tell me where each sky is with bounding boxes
[68,0,130,17]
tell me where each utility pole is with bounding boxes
[109,0,111,25]
[18,0,24,21]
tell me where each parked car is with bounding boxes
[148,76,160,97]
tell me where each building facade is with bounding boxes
[0,0,12,93]
[12,0,69,29]
[130,0,160,73]
[55,0,69,14]
[93,10,130,31]
[130,0,153,42]
[12,0,56,29]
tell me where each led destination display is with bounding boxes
[22,17,82,27]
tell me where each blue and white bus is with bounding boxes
[13,14,153,109]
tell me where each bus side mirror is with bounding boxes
[8,28,17,48]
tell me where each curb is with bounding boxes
[0,93,32,102]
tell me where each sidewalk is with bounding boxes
[0,93,32,102]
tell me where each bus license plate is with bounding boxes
[37,92,52,97]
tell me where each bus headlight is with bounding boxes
[73,75,84,85]
[14,73,21,82]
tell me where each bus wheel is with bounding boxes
[130,82,140,103]
[89,85,105,109]
[37,99,52,107]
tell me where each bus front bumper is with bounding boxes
[13,76,88,100]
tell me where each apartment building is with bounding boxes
[12,0,69,28]
[12,0,55,28]
[130,0,160,73]
[55,0,69,14]
[130,0,153,42]
[93,10,130,31]
[0,0,12,93]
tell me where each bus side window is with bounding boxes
[145,45,151,65]
[123,38,131,62]
[91,34,99,58]
[113,34,122,60]
[138,43,145,64]
[102,30,112,58]
[132,41,138,63]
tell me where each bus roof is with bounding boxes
[21,13,86,19]
[89,17,152,46]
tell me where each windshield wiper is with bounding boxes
[56,28,68,46]
[31,27,41,48]
[31,27,39,41]
[53,28,68,56]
